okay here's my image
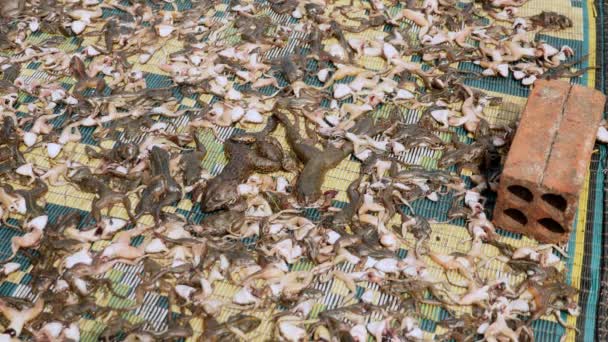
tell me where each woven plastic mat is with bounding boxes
[0,0,605,341]
[594,1,608,341]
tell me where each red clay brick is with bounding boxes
[543,85,605,194]
[493,80,605,243]
[501,80,570,186]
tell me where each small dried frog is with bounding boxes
[274,112,391,205]
[201,116,289,211]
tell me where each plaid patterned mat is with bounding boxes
[0,0,605,341]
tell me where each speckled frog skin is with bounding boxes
[275,111,392,205]
[201,116,286,212]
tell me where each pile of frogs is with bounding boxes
[0,0,588,340]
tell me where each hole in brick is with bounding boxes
[507,185,533,202]
[541,194,567,212]
[538,218,565,234]
[503,208,527,225]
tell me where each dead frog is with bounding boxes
[437,313,487,342]
[516,278,579,329]
[382,278,455,307]
[201,116,290,212]
[447,195,471,221]
[69,166,137,224]
[399,213,432,256]
[194,208,245,236]
[338,9,388,33]
[342,228,396,259]
[322,176,363,228]
[14,179,48,219]
[268,0,299,14]
[85,142,138,164]
[0,0,24,18]
[529,11,573,30]
[202,314,261,341]
[387,121,445,150]
[179,131,207,187]
[438,120,503,171]
[135,146,182,223]
[70,56,106,97]
[274,111,391,205]
[0,140,25,177]
[124,316,194,341]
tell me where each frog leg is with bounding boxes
[121,195,137,225]
[91,197,103,223]
[553,311,579,333]
[274,112,321,163]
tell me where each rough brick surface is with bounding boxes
[493,80,606,243]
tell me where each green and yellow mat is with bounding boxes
[592,1,608,341]
[0,0,606,341]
